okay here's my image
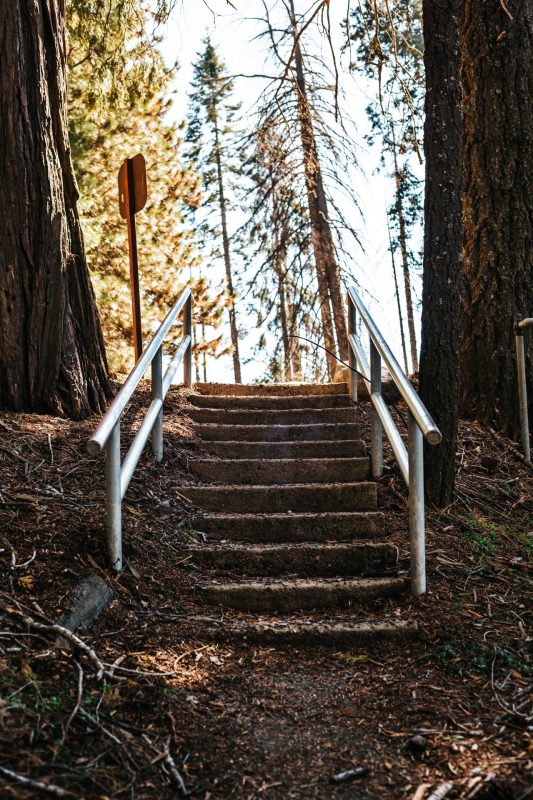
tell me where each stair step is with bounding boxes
[188,393,352,410]
[185,541,397,576]
[188,457,369,485]
[202,439,365,459]
[187,617,418,646]
[195,422,361,442]
[193,382,349,397]
[187,407,355,425]
[197,576,407,611]
[191,511,385,541]
[181,482,377,513]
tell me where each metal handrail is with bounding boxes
[347,285,442,596]
[515,317,532,463]
[88,287,192,570]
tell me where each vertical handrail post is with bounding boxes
[370,340,383,477]
[152,344,163,463]
[515,329,531,462]
[184,294,192,388]
[105,423,122,571]
[408,410,425,595]
[347,296,358,401]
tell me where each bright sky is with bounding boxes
[158,0,423,383]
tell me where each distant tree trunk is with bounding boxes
[193,324,200,382]
[387,216,409,374]
[288,302,302,379]
[460,0,532,439]
[419,0,463,506]
[201,322,207,382]
[272,193,292,381]
[392,149,418,373]
[214,121,241,383]
[0,2,110,418]
[289,0,348,370]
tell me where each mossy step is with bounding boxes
[193,382,349,396]
[195,422,361,442]
[188,393,352,409]
[203,439,365,459]
[186,617,418,647]
[187,407,356,425]
[181,481,377,514]
[191,511,385,541]
[188,457,369,485]
[197,576,407,611]
[184,541,397,577]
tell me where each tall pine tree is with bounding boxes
[185,39,243,383]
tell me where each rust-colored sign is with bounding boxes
[118,154,147,362]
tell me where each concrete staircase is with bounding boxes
[180,382,417,646]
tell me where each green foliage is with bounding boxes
[185,39,242,255]
[461,514,532,564]
[346,0,424,274]
[184,39,244,372]
[67,0,169,116]
[67,3,224,373]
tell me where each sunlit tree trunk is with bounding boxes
[214,120,241,383]
[288,0,347,373]
[0,1,110,418]
[387,216,409,374]
[392,148,418,373]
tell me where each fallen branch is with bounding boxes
[1,605,107,680]
[0,765,70,797]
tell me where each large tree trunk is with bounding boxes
[288,0,348,370]
[0,1,110,418]
[418,0,463,505]
[214,122,241,384]
[460,0,532,439]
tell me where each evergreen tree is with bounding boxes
[185,39,243,383]
[347,0,424,374]
[251,3,363,379]
[68,4,227,376]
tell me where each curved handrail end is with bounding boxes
[87,439,103,456]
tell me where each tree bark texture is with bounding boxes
[419,0,463,505]
[214,121,241,383]
[0,1,110,418]
[460,0,532,439]
[289,0,348,372]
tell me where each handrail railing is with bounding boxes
[88,287,192,570]
[347,285,442,596]
[515,317,533,463]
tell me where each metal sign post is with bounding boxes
[118,153,147,362]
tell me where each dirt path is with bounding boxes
[0,387,530,798]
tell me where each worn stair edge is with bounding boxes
[181,481,377,514]
[188,457,370,485]
[188,393,352,410]
[202,439,366,459]
[197,576,407,611]
[184,541,397,577]
[186,617,418,647]
[186,407,356,426]
[195,422,361,442]
[193,382,349,397]
[191,510,386,540]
